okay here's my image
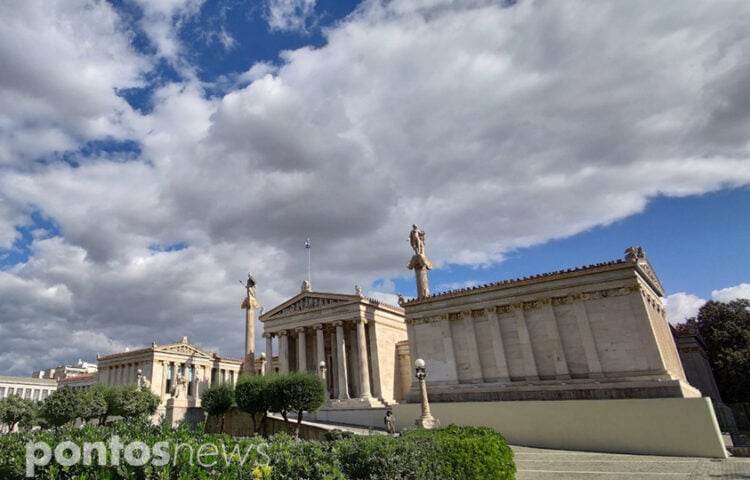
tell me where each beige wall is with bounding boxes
[393,397,727,458]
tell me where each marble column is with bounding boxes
[279,330,289,374]
[296,327,307,373]
[264,333,273,376]
[513,304,540,381]
[315,324,325,373]
[485,307,510,381]
[460,311,484,383]
[334,321,349,399]
[355,318,372,398]
[330,328,339,398]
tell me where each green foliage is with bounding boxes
[79,387,108,422]
[682,298,750,403]
[0,395,35,432]
[0,421,515,479]
[201,383,235,433]
[112,385,160,420]
[267,372,326,435]
[235,374,271,433]
[39,386,81,428]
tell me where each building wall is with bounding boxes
[403,259,697,402]
[0,376,57,402]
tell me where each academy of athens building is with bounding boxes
[259,283,407,407]
[400,247,699,402]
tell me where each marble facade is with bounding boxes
[96,336,242,418]
[260,285,407,406]
[401,248,700,402]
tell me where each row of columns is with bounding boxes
[102,363,142,386]
[264,319,372,400]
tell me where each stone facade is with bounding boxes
[96,336,242,420]
[401,250,700,402]
[0,375,56,402]
[260,287,407,406]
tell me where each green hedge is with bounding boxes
[0,421,514,479]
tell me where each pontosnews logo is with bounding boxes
[25,436,269,477]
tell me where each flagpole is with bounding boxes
[306,237,311,286]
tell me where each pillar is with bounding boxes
[279,330,289,374]
[356,318,372,398]
[296,327,307,373]
[513,304,540,381]
[264,333,273,376]
[334,321,349,399]
[315,324,325,372]
[486,307,511,381]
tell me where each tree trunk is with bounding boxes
[295,410,304,439]
[219,413,225,433]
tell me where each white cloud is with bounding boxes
[664,292,706,325]
[264,0,317,33]
[1,0,750,374]
[711,283,750,303]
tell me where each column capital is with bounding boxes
[262,332,273,339]
[295,326,306,333]
[278,330,288,336]
[355,317,367,324]
[314,323,324,330]
[333,320,344,327]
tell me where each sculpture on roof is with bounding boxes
[625,246,645,262]
[409,224,426,256]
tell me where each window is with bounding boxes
[8,387,14,396]
[0,387,5,398]
[228,370,234,384]
[24,389,32,399]
[33,389,40,401]
[41,390,50,400]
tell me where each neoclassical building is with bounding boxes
[400,247,699,402]
[260,284,407,406]
[96,336,242,415]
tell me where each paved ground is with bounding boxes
[513,445,750,480]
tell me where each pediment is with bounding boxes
[155,343,214,359]
[262,292,357,320]
[636,259,665,296]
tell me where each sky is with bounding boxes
[1,0,749,376]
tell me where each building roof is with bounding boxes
[402,249,664,306]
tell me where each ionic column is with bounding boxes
[315,324,325,372]
[296,327,307,373]
[279,330,289,374]
[264,333,273,376]
[330,328,339,398]
[334,321,349,399]
[355,318,372,399]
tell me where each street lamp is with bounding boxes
[414,358,440,429]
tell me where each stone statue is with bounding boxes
[384,410,396,434]
[301,279,312,292]
[355,285,363,297]
[171,373,188,398]
[242,272,257,299]
[409,224,426,255]
[625,246,645,262]
[397,293,405,305]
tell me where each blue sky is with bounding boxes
[0,0,748,375]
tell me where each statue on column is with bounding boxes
[407,225,433,299]
[409,224,426,256]
[241,273,260,309]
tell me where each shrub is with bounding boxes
[201,383,235,433]
[235,374,271,434]
[267,372,326,437]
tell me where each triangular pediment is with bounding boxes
[262,292,358,320]
[155,343,214,359]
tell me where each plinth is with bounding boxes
[407,254,433,299]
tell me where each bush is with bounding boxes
[201,383,235,433]
[267,372,326,437]
[235,374,271,434]
[0,420,515,479]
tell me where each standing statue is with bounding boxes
[241,272,260,309]
[384,410,396,434]
[171,373,188,398]
[409,224,426,256]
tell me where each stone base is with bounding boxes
[407,254,433,270]
[415,415,440,430]
[406,378,701,403]
[325,397,388,409]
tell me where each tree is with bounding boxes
[267,372,327,438]
[682,299,750,403]
[201,383,235,433]
[113,386,160,421]
[40,386,81,428]
[0,394,35,432]
[235,374,271,434]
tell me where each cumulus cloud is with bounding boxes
[264,0,318,33]
[1,0,750,374]
[666,283,750,324]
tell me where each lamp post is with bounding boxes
[414,358,440,429]
[260,352,267,376]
